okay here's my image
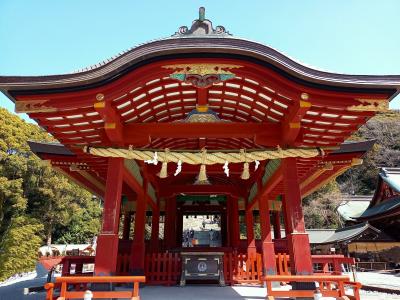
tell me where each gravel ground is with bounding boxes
[356,271,400,290]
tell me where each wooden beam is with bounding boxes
[196,88,208,107]
[300,157,362,198]
[54,167,104,198]
[247,166,283,210]
[123,122,281,146]
[159,184,244,198]
[282,99,311,146]
[94,97,124,145]
[123,167,156,210]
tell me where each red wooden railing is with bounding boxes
[275,253,355,276]
[263,275,361,300]
[113,252,355,286]
[276,253,290,275]
[144,252,181,285]
[223,252,263,284]
[117,253,131,275]
[44,276,145,300]
[312,254,355,274]
[114,252,354,285]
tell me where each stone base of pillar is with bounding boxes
[261,241,277,275]
[287,232,313,275]
[94,233,119,275]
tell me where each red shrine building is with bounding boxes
[1,8,399,284]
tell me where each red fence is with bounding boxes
[50,252,356,289]
[224,253,263,284]
[275,253,355,275]
[276,253,290,275]
[114,252,355,286]
[312,254,355,274]
[145,253,181,285]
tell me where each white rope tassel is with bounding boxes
[198,148,208,182]
[241,149,250,180]
[174,160,182,176]
[254,160,260,171]
[223,161,229,177]
[158,149,169,178]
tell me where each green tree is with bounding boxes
[0,108,101,278]
[0,216,43,281]
[338,111,400,194]
[303,181,342,229]
[0,177,27,237]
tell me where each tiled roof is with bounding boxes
[359,196,400,219]
[337,194,372,221]
[321,222,380,244]
[379,167,400,193]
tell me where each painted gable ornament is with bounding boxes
[162,63,241,88]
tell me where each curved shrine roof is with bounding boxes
[0,9,397,151]
[356,167,400,221]
[0,8,395,201]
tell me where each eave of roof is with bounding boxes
[0,37,399,102]
[337,196,372,221]
[320,222,380,244]
[331,140,375,155]
[27,140,75,156]
[358,196,400,219]
[379,167,400,193]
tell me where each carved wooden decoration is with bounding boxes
[163,63,242,88]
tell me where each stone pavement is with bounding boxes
[140,285,267,300]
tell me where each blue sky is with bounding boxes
[1,0,399,123]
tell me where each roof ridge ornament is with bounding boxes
[173,7,231,37]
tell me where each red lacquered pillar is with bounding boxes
[246,209,256,256]
[273,211,282,240]
[259,197,277,275]
[231,196,240,249]
[164,197,176,249]
[176,208,183,247]
[151,207,160,252]
[282,157,313,275]
[131,181,147,274]
[226,196,232,247]
[94,157,124,275]
[122,212,131,240]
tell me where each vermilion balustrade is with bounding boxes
[262,274,361,300]
[55,252,355,286]
[44,276,145,300]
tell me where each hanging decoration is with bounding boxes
[84,146,324,165]
[223,161,229,177]
[144,151,158,165]
[240,149,250,180]
[197,148,208,183]
[174,160,182,176]
[254,160,260,171]
[157,149,170,178]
